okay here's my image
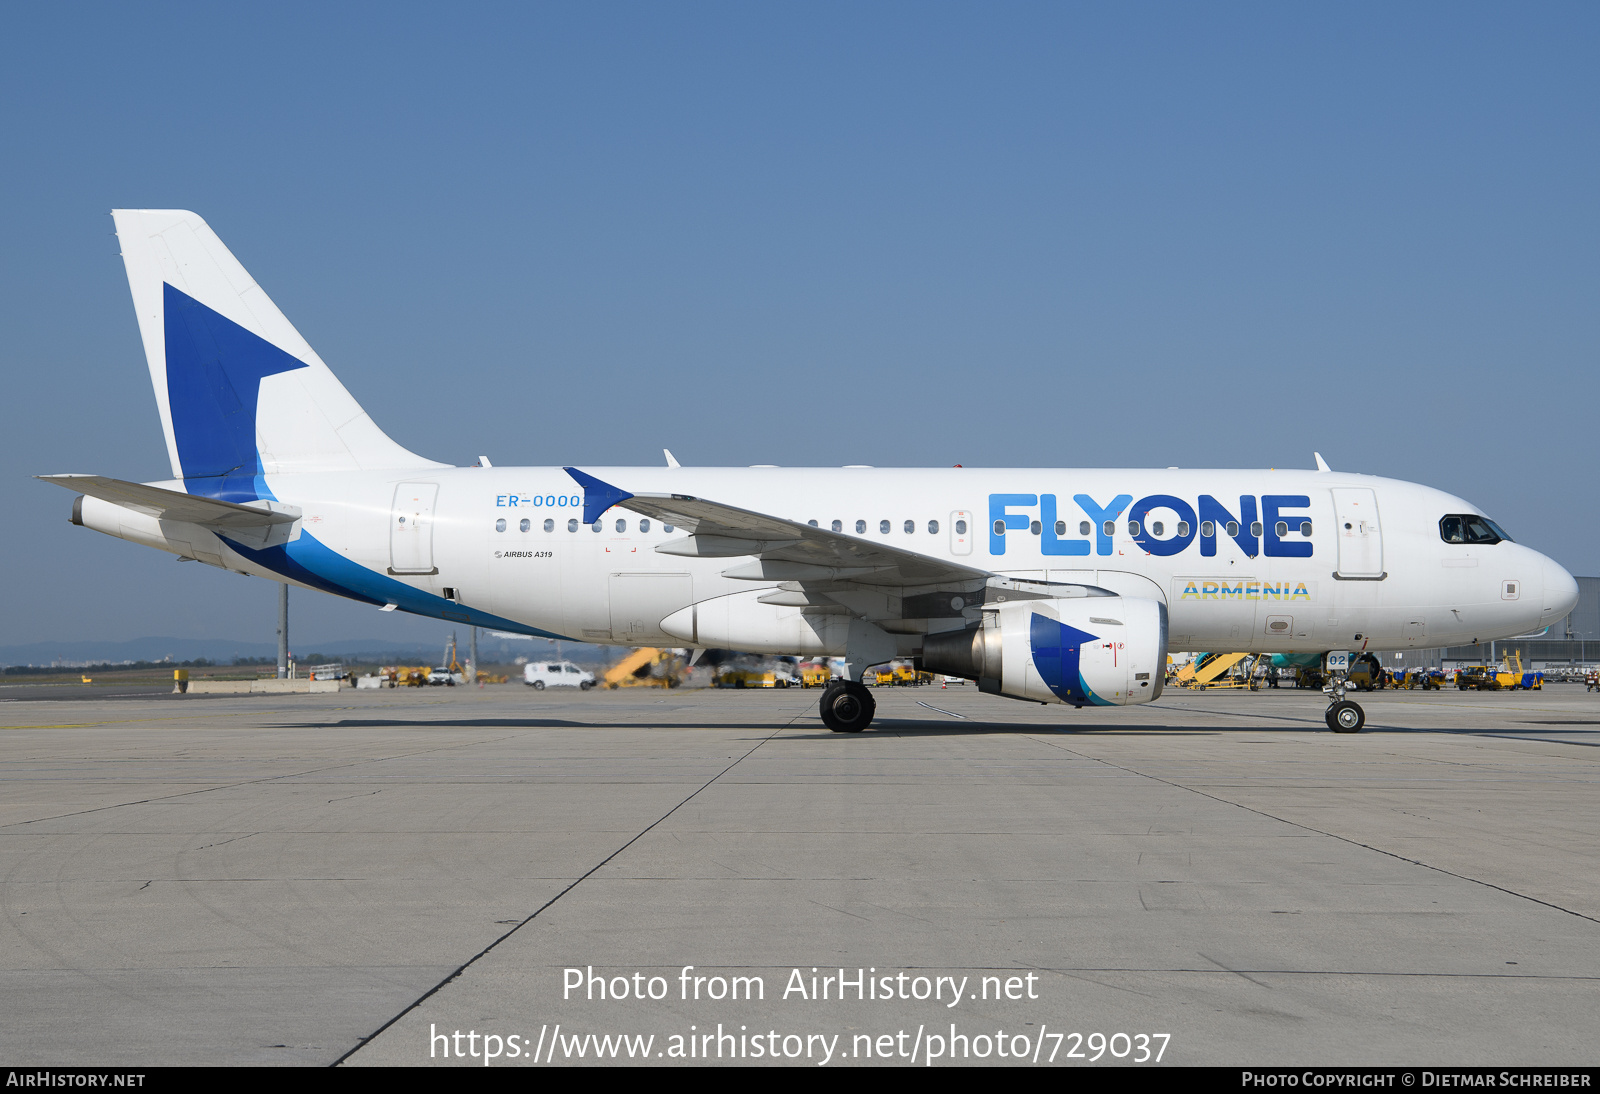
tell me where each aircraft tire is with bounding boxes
[820,682,875,733]
[1326,700,1365,733]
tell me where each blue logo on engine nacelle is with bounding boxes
[989,493,1313,558]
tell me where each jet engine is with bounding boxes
[922,596,1168,706]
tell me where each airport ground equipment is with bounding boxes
[1494,650,1542,690]
[714,668,787,688]
[1400,668,1447,690]
[1456,665,1501,691]
[1344,653,1385,691]
[798,662,832,688]
[1174,652,1251,689]
[385,666,432,687]
[604,647,683,689]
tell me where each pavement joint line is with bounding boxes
[332,705,808,1067]
[0,730,533,832]
[1023,733,1600,927]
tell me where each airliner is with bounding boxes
[39,210,1580,734]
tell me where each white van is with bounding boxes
[523,661,596,690]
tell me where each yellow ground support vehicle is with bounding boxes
[798,662,833,688]
[1174,652,1252,689]
[605,648,683,689]
[867,662,924,686]
[714,668,785,688]
[383,666,433,687]
[1494,650,1542,690]
[1456,666,1501,691]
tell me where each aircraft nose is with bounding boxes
[1541,554,1579,625]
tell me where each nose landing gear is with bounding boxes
[1323,671,1366,733]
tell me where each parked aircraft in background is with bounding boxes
[40,211,1579,733]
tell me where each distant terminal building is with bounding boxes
[1389,575,1600,672]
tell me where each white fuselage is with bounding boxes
[82,465,1576,658]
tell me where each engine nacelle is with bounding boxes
[923,596,1167,706]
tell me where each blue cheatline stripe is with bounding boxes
[163,283,309,500]
[1029,612,1110,706]
[213,477,569,639]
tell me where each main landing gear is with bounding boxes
[820,680,876,733]
[1323,671,1366,733]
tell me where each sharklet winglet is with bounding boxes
[564,468,635,526]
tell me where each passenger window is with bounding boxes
[567,519,578,532]
[640,519,651,533]
[663,524,674,533]
[1201,520,1214,537]
[1300,521,1311,536]
[615,518,627,533]
[993,519,1006,536]
[495,518,506,532]
[1151,521,1163,536]
[1079,521,1091,536]
[880,520,890,534]
[855,520,866,534]
[543,518,554,532]
[1275,521,1288,537]
[1250,521,1263,537]
[831,520,842,532]
[808,520,817,527]
[520,518,530,532]
[1102,520,1114,537]
[1054,520,1066,535]
[904,519,914,534]
[955,520,967,535]
[1176,521,1189,537]
[591,521,603,533]
[1030,520,1042,535]
[928,520,939,534]
[1225,521,1239,537]
[1128,520,1141,537]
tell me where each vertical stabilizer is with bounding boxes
[112,210,445,496]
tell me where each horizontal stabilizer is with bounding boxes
[37,475,299,528]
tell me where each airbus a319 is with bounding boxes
[41,211,1579,734]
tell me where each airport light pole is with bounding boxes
[276,583,289,679]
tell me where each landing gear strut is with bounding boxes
[820,680,876,733]
[1323,671,1366,733]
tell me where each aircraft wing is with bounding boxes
[36,475,299,529]
[566,467,990,590]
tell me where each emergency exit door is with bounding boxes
[390,482,439,575]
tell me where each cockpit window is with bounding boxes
[1440,514,1511,545]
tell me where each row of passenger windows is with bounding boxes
[809,519,962,535]
[493,516,1316,539]
[992,519,1314,538]
[494,518,972,535]
[495,517,679,533]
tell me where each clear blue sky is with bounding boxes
[2,2,1595,647]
